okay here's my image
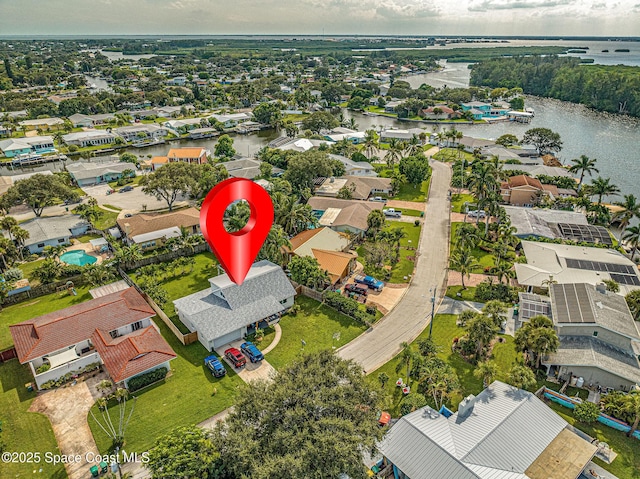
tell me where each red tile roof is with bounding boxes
[10,288,156,363]
[92,326,176,383]
[288,227,323,251]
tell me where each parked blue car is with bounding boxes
[354,274,384,291]
[240,341,264,363]
[204,354,226,378]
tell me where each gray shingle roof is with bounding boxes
[173,260,296,342]
[379,381,569,479]
[16,215,89,246]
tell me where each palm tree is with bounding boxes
[395,342,415,382]
[11,227,29,260]
[588,176,620,205]
[0,216,18,241]
[450,249,479,289]
[468,160,499,202]
[622,225,640,261]
[494,261,515,285]
[507,364,536,389]
[474,360,499,387]
[568,155,599,189]
[455,223,480,251]
[612,194,640,230]
[347,118,358,130]
[467,314,499,359]
[623,391,640,437]
[363,130,378,159]
[385,138,402,168]
[405,135,423,157]
[43,244,67,261]
[258,225,291,265]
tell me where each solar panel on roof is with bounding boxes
[610,273,640,286]
[565,258,640,284]
[556,223,613,246]
[552,284,596,324]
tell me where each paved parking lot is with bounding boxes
[82,184,190,215]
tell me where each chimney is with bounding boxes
[124,223,131,236]
[596,283,607,294]
[458,394,476,418]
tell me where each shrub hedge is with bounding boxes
[127,367,168,392]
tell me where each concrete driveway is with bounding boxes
[82,184,184,213]
[215,341,276,383]
[29,373,109,479]
[338,160,452,373]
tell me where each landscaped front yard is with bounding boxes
[357,220,422,284]
[450,193,475,213]
[92,207,119,231]
[449,222,496,273]
[0,286,92,351]
[265,296,368,370]
[89,318,244,455]
[395,179,430,202]
[369,314,518,415]
[0,360,66,478]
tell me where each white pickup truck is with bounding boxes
[383,208,402,218]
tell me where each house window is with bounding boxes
[279,299,288,305]
[37,243,45,248]
[593,331,598,337]
[109,329,120,339]
[58,238,66,243]
[131,321,143,331]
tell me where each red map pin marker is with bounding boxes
[200,178,274,285]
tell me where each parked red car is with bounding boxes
[224,347,247,368]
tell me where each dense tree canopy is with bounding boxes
[140,162,197,211]
[2,174,76,217]
[212,351,384,479]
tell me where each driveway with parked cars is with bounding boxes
[215,340,276,383]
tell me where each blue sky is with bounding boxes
[1,0,639,36]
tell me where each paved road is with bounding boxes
[337,160,452,373]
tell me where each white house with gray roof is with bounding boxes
[11,215,90,254]
[67,160,135,187]
[173,260,296,350]
[378,381,596,479]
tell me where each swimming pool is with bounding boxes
[60,250,98,266]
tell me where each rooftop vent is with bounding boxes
[458,394,476,418]
[596,283,607,294]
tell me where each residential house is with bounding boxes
[384,100,402,113]
[114,124,168,142]
[502,163,576,180]
[378,84,390,96]
[502,206,612,244]
[541,283,640,390]
[164,118,203,131]
[315,176,392,200]
[173,260,296,351]
[67,113,116,128]
[378,381,597,479]
[380,128,426,142]
[460,101,492,118]
[287,227,356,284]
[18,117,65,131]
[222,158,283,180]
[156,105,194,117]
[323,128,366,144]
[457,136,496,152]
[307,197,384,236]
[209,112,252,128]
[67,160,135,187]
[0,170,53,196]
[328,154,377,177]
[167,76,187,86]
[480,145,524,162]
[0,135,56,157]
[10,287,176,389]
[11,215,89,254]
[269,137,330,152]
[515,240,640,295]
[62,130,117,148]
[419,105,460,120]
[501,175,547,207]
[150,147,207,170]
[117,207,201,250]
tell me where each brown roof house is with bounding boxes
[117,207,201,250]
[501,175,549,207]
[287,227,356,284]
[307,197,384,236]
[314,176,392,200]
[10,287,176,389]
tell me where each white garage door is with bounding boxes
[213,329,243,349]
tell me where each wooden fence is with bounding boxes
[0,347,16,363]
[117,267,198,346]
[2,275,86,306]
[291,282,325,302]
[126,242,210,270]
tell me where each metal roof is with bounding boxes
[379,381,572,479]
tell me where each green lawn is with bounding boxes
[75,233,103,244]
[394,178,430,202]
[0,360,67,478]
[89,318,244,455]
[369,314,518,415]
[547,402,640,479]
[450,193,475,213]
[101,204,122,211]
[395,208,423,217]
[450,222,496,273]
[433,148,475,163]
[265,297,368,370]
[131,252,219,334]
[446,285,477,302]
[358,221,422,284]
[17,258,45,284]
[0,286,92,351]
[107,176,145,189]
[93,207,120,230]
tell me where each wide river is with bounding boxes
[5,62,639,200]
